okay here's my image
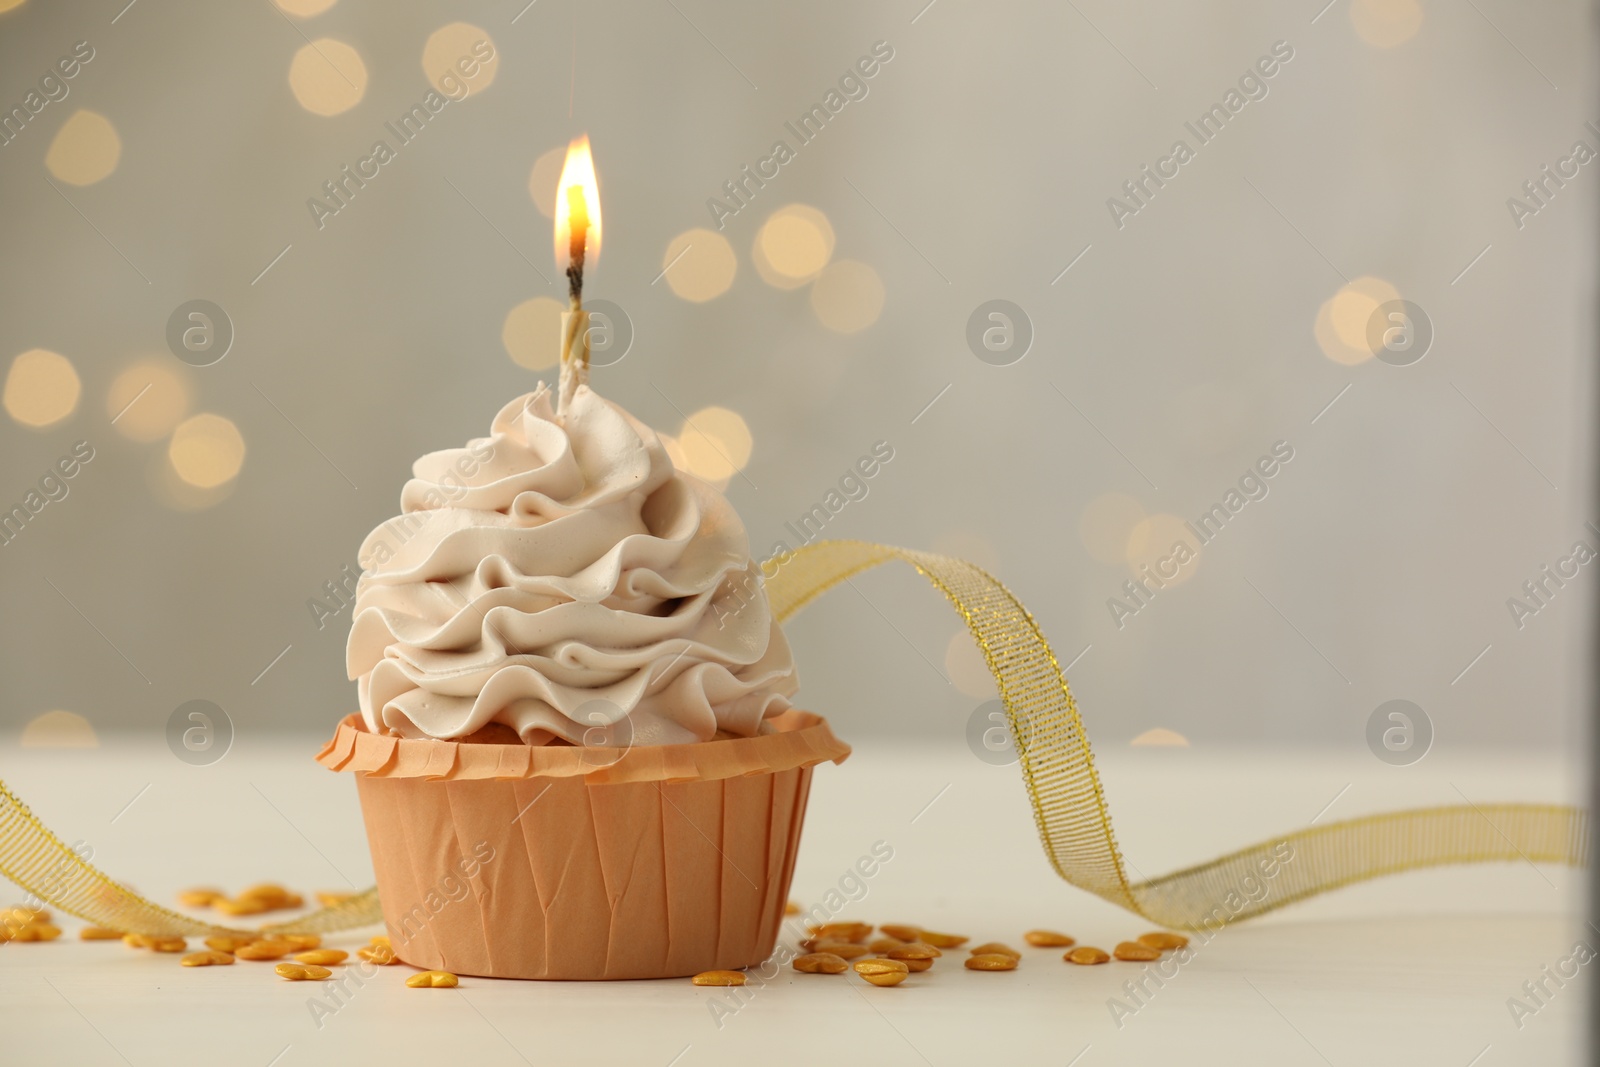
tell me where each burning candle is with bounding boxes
[554,135,601,412]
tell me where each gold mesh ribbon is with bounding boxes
[0,777,379,938]
[761,540,1586,926]
[0,538,1586,937]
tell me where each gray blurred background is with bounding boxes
[0,0,1593,753]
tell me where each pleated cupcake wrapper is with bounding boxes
[316,710,848,784]
[321,710,849,980]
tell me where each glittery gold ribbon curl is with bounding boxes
[762,541,1586,927]
[0,540,1586,937]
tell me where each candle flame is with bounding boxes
[554,134,601,271]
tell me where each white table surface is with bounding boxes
[0,734,1585,1067]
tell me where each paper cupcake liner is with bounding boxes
[318,710,849,980]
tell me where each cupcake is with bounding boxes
[317,383,848,979]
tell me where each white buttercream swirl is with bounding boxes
[346,384,797,746]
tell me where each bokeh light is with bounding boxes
[4,349,80,428]
[1131,727,1190,747]
[1124,513,1198,587]
[810,259,885,333]
[528,144,566,218]
[0,0,28,12]
[659,433,689,471]
[660,433,730,491]
[149,451,234,511]
[944,631,995,699]
[20,710,98,748]
[677,406,752,481]
[423,23,498,98]
[288,39,367,116]
[1350,0,1423,49]
[169,413,246,488]
[662,229,737,303]
[752,247,808,291]
[1080,491,1146,566]
[273,0,336,15]
[1315,275,1401,365]
[931,530,1000,575]
[501,296,564,371]
[106,358,191,442]
[45,110,120,186]
[754,204,835,289]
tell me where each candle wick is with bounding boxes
[567,255,584,312]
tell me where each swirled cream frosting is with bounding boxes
[346,384,797,746]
